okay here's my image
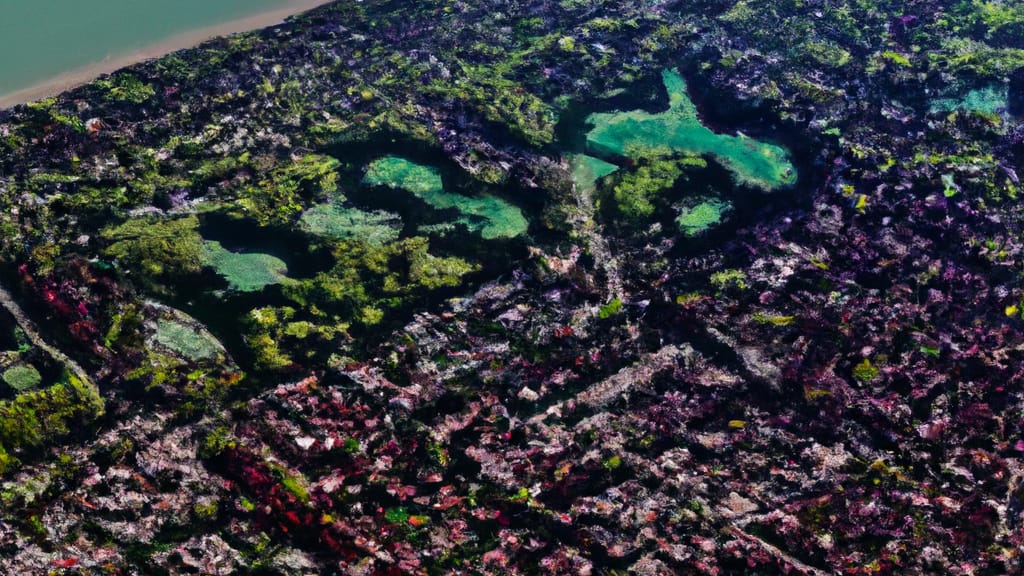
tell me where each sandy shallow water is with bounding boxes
[0,0,333,110]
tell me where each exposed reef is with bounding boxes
[0,0,1022,574]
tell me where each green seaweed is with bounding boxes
[364,157,528,239]
[599,298,623,319]
[385,506,410,524]
[0,370,104,472]
[95,73,156,104]
[237,154,341,226]
[676,197,732,236]
[852,358,880,383]
[407,246,480,290]
[423,63,556,148]
[605,156,694,222]
[201,241,288,292]
[710,268,748,292]
[585,69,797,191]
[103,216,204,278]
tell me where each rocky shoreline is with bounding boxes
[0,0,1022,573]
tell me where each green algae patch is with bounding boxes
[153,317,225,362]
[0,371,104,472]
[569,153,620,193]
[201,240,288,292]
[364,156,528,240]
[606,156,704,223]
[585,69,797,191]
[408,249,480,290]
[445,193,530,240]
[677,197,733,237]
[300,203,402,246]
[2,365,41,393]
[103,216,204,278]
[930,85,1008,116]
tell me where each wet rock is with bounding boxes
[1009,67,1024,117]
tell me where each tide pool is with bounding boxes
[586,69,797,191]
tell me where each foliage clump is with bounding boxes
[598,298,623,319]
[676,197,732,237]
[852,358,880,383]
[242,233,479,371]
[603,156,687,223]
[424,64,556,147]
[407,243,480,290]
[237,154,341,226]
[752,312,795,327]
[103,216,204,279]
[96,73,156,104]
[0,371,103,474]
[710,269,748,292]
[243,307,302,371]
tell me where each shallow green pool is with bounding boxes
[586,69,797,191]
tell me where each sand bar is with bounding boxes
[0,0,334,110]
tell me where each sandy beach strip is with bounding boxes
[0,0,335,110]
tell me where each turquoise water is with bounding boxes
[0,0,308,96]
[586,70,797,191]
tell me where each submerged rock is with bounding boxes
[145,302,227,362]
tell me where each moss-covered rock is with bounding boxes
[149,306,227,362]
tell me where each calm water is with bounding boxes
[0,0,310,96]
